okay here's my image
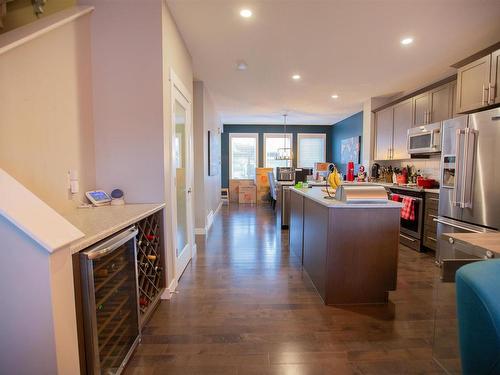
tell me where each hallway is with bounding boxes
[125,204,446,375]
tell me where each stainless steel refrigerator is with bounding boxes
[436,107,500,264]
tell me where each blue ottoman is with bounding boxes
[456,260,500,375]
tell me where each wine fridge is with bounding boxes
[78,226,140,375]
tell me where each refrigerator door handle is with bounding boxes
[462,128,477,209]
[453,129,465,207]
[433,218,483,233]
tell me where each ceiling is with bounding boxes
[167,0,500,125]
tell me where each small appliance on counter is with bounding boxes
[294,168,313,183]
[111,189,125,206]
[276,167,294,181]
[370,163,380,181]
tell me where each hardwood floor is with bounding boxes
[125,203,453,375]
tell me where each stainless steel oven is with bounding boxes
[389,187,424,251]
[78,226,140,375]
[407,122,442,155]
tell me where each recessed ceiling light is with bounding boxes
[331,94,339,99]
[401,37,414,45]
[236,61,248,71]
[240,9,252,18]
[292,74,301,80]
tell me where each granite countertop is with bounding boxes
[443,232,500,255]
[63,203,165,254]
[290,186,402,209]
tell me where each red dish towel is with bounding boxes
[391,194,400,202]
[401,197,416,221]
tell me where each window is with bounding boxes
[263,133,293,169]
[297,133,326,168]
[229,133,258,179]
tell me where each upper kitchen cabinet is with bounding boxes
[455,46,500,113]
[450,80,458,118]
[374,106,394,160]
[456,55,492,113]
[412,92,430,126]
[392,99,413,160]
[412,83,452,126]
[430,84,453,122]
[491,49,500,105]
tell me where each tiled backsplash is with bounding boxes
[376,155,441,181]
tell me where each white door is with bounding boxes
[171,72,194,280]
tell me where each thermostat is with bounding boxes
[85,190,112,206]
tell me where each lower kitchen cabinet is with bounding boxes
[289,191,304,263]
[423,192,439,251]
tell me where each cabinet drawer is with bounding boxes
[425,195,439,211]
[423,233,438,250]
[424,211,439,228]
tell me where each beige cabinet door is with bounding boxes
[450,81,458,118]
[392,99,413,160]
[375,106,394,160]
[412,92,430,126]
[456,55,491,113]
[429,83,451,122]
[490,49,500,105]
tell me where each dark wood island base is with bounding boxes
[290,188,401,305]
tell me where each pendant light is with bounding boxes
[276,113,293,164]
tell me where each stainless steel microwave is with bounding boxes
[407,122,442,155]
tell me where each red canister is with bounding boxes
[346,161,355,182]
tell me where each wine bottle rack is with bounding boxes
[136,212,163,327]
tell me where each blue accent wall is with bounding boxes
[330,112,363,175]
[221,124,332,188]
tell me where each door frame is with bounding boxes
[169,68,194,282]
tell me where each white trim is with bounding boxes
[161,278,179,300]
[228,133,259,180]
[214,200,223,216]
[297,133,327,168]
[194,201,222,236]
[169,68,192,103]
[170,69,195,282]
[0,6,94,56]
[263,133,293,168]
[0,169,84,253]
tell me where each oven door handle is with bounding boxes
[433,218,483,233]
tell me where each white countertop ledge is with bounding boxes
[63,203,165,254]
[0,169,84,253]
[0,6,94,56]
[290,187,402,208]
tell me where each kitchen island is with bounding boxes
[289,187,401,305]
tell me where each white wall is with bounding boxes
[193,81,221,232]
[0,216,57,375]
[80,0,165,203]
[0,10,95,214]
[80,0,194,289]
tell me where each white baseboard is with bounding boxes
[161,277,178,300]
[195,200,222,236]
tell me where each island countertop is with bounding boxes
[63,203,165,254]
[290,186,402,208]
[442,232,500,256]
